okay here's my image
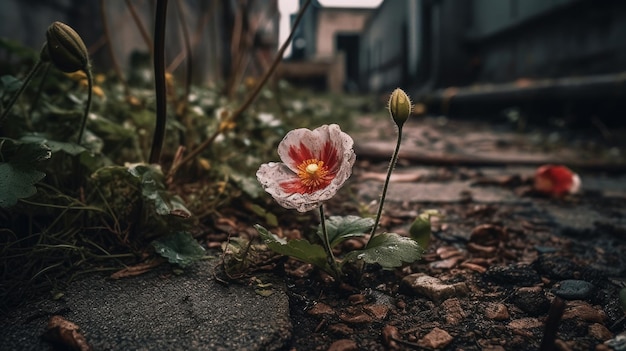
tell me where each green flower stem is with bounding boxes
[367,125,403,244]
[77,68,93,145]
[149,0,169,164]
[319,204,341,280]
[0,59,44,126]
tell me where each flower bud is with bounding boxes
[45,21,89,73]
[388,88,412,127]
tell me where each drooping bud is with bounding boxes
[388,88,412,128]
[45,21,89,73]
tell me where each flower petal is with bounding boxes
[256,162,319,212]
[278,124,352,174]
[534,164,581,196]
[257,124,356,212]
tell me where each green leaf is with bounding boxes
[0,139,50,208]
[255,224,331,273]
[317,215,374,248]
[152,231,206,267]
[20,134,87,156]
[229,171,263,198]
[1,75,21,93]
[409,209,440,250]
[128,163,192,217]
[248,203,278,227]
[87,112,135,141]
[344,232,423,270]
[0,163,45,207]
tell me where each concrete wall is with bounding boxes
[359,0,412,92]
[469,0,576,39]
[468,0,626,82]
[314,8,370,60]
[358,0,626,92]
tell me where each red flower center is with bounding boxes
[280,141,339,194]
[296,159,331,192]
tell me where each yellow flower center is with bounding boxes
[305,163,319,174]
[297,159,330,192]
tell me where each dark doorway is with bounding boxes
[336,33,359,92]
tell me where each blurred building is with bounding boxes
[357,0,626,121]
[277,0,375,92]
[360,0,626,92]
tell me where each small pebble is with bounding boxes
[328,339,358,351]
[532,255,581,281]
[328,323,353,336]
[308,302,335,317]
[484,303,510,320]
[535,246,558,253]
[508,317,543,329]
[417,327,453,349]
[562,300,606,323]
[381,325,401,350]
[339,311,373,324]
[430,256,463,269]
[469,224,507,246]
[605,331,626,351]
[441,298,466,325]
[553,279,594,300]
[588,323,613,341]
[363,304,389,320]
[460,262,487,273]
[348,294,367,305]
[401,273,468,303]
[512,286,550,316]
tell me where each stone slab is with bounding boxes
[358,179,528,204]
[0,260,291,351]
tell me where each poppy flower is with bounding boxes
[533,164,581,197]
[256,124,356,212]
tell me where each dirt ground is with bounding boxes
[2,115,624,351]
[271,116,626,350]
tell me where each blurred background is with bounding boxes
[2,0,626,124]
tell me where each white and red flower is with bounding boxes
[256,124,356,212]
[533,164,581,197]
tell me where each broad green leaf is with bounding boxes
[0,139,50,208]
[79,150,112,172]
[128,163,192,217]
[409,210,440,250]
[20,134,87,156]
[317,215,373,248]
[219,165,263,199]
[152,231,206,267]
[87,113,135,141]
[80,130,104,154]
[0,163,45,207]
[1,75,21,93]
[344,232,423,270]
[255,224,330,273]
[231,172,263,198]
[248,203,278,227]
